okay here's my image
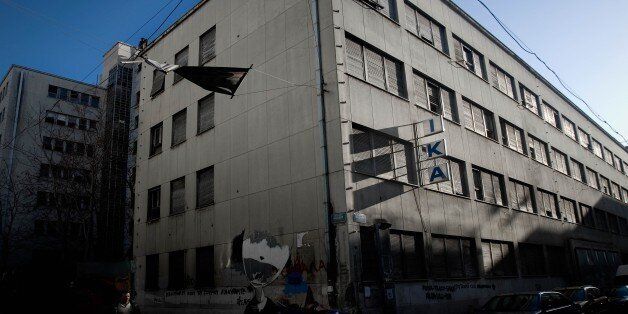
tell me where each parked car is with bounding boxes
[477,292,582,313]
[615,265,628,285]
[554,286,609,313]
[607,285,628,313]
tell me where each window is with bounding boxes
[577,128,590,149]
[413,73,457,121]
[197,93,215,134]
[520,85,540,115]
[608,214,620,234]
[546,246,568,276]
[150,69,165,97]
[611,182,621,200]
[147,186,161,221]
[509,179,535,213]
[603,147,614,165]
[586,168,599,190]
[595,209,608,231]
[405,4,447,52]
[199,26,216,65]
[591,139,603,159]
[91,96,100,108]
[622,188,628,204]
[613,155,623,173]
[481,240,516,277]
[171,109,187,146]
[472,166,505,206]
[559,197,577,223]
[196,166,214,209]
[490,63,515,98]
[145,254,159,290]
[390,230,425,279]
[351,125,414,183]
[542,102,561,129]
[462,99,496,140]
[600,175,610,195]
[377,0,398,21]
[48,85,58,98]
[345,36,407,97]
[528,135,549,165]
[570,159,585,182]
[579,204,594,227]
[150,123,163,156]
[173,46,189,84]
[168,250,185,289]
[551,148,569,175]
[170,177,186,215]
[519,243,546,276]
[563,117,576,141]
[360,226,379,281]
[135,91,140,107]
[619,217,628,235]
[196,246,214,287]
[500,119,525,154]
[538,189,559,218]
[431,235,478,278]
[422,158,467,196]
[453,36,484,78]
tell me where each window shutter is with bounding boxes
[445,238,463,278]
[170,178,185,214]
[431,237,447,277]
[462,100,473,129]
[432,24,443,52]
[402,234,420,277]
[427,84,441,113]
[364,47,385,89]
[472,53,482,77]
[198,94,215,133]
[384,58,400,96]
[471,105,485,135]
[150,70,165,97]
[482,242,492,275]
[462,239,477,277]
[199,27,216,65]
[174,47,189,83]
[405,5,417,35]
[417,14,432,42]
[413,74,428,109]
[482,171,495,203]
[197,167,214,208]
[346,38,364,79]
[451,161,463,195]
[441,89,453,120]
[489,64,499,87]
[453,39,463,63]
[172,110,187,145]
[351,128,375,175]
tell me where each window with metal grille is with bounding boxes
[519,243,546,276]
[591,139,603,159]
[196,246,214,287]
[390,230,425,280]
[170,177,185,215]
[345,36,407,97]
[431,235,478,279]
[579,203,594,227]
[559,197,577,223]
[405,4,447,53]
[500,119,525,154]
[562,117,576,141]
[147,186,161,221]
[490,62,515,99]
[481,239,516,277]
[509,179,535,213]
[145,254,159,290]
[197,93,215,134]
[586,168,599,190]
[413,72,458,122]
[472,166,505,206]
[150,69,165,97]
[600,176,610,195]
[171,109,187,146]
[168,250,185,289]
[542,102,561,129]
[462,99,496,140]
[453,36,484,78]
[150,123,163,156]
[422,158,467,196]
[196,166,214,209]
[528,135,549,165]
[551,148,569,175]
[611,182,621,200]
[351,125,414,184]
[595,209,608,231]
[173,46,189,84]
[199,26,216,65]
[570,159,584,182]
[538,189,559,218]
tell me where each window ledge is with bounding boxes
[171,139,186,149]
[406,30,451,59]
[484,275,518,279]
[458,65,489,84]
[491,86,517,103]
[350,170,419,188]
[501,144,527,158]
[196,203,215,211]
[474,199,508,209]
[148,151,162,159]
[511,208,538,216]
[168,211,186,218]
[464,127,499,144]
[147,218,160,224]
[424,188,470,200]
[432,276,481,281]
[416,106,461,125]
[346,73,410,102]
[197,126,215,136]
[151,90,164,99]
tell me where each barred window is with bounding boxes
[196,246,215,287]
[150,123,163,156]
[453,36,485,78]
[472,166,505,206]
[199,26,216,65]
[351,125,414,184]
[481,239,516,277]
[563,117,576,141]
[345,37,407,97]
[422,158,467,196]
[490,63,515,99]
[519,243,546,276]
[551,148,569,175]
[413,73,458,121]
[509,179,535,213]
[196,166,214,209]
[586,168,599,190]
[559,197,577,223]
[390,230,425,279]
[197,93,215,134]
[405,4,447,53]
[528,135,549,165]
[147,186,161,221]
[431,235,478,279]
[570,159,584,182]
[171,109,187,146]
[578,128,590,149]
[168,250,185,289]
[579,204,594,227]
[145,254,159,290]
[150,69,165,97]
[462,99,496,140]
[173,46,189,84]
[500,119,525,154]
[170,177,186,215]
[538,189,559,218]
[542,102,561,129]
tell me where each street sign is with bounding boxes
[420,162,451,186]
[331,212,347,224]
[352,212,367,224]
[418,139,447,161]
[416,116,444,138]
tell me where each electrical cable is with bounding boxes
[147,0,183,42]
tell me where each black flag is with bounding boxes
[173,65,251,97]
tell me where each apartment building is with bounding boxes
[0,65,105,267]
[133,0,628,312]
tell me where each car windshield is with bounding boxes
[482,294,540,311]
[557,289,585,301]
[609,286,628,298]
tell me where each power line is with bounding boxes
[147,0,183,41]
[475,0,628,145]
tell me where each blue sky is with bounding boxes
[1,0,626,144]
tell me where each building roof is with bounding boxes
[0,64,105,90]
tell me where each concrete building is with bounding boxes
[133,0,628,312]
[0,65,105,267]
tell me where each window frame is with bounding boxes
[173,46,189,84]
[490,62,516,99]
[199,26,216,65]
[149,122,163,157]
[462,98,497,140]
[472,166,506,206]
[171,109,187,147]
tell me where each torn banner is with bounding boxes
[173,66,250,97]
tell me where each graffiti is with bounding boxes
[422,283,496,301]
[164,287,253,307]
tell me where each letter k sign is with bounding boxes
[419,139,447,161]
[427,141,442,157]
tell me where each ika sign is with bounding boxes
[418,139,447,161]
[416,116,444,138]
[421,162,451,186]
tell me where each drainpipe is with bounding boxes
[310,0,338,307]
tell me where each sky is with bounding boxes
[0,0,626,145]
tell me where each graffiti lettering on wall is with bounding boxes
[422,283,496,301]
[164,287,253,306]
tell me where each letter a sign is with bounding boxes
[421,163,451,186]
[418,139,447,161]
